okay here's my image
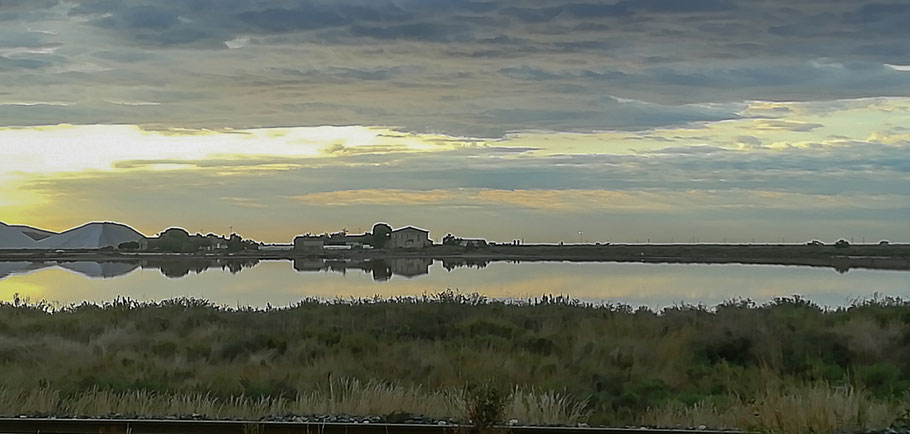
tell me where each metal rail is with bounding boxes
[0,418,745,434]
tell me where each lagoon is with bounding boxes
[2,259,909,308]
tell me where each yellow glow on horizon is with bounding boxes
[291,188,910,212]
[2,97,910,240]
[0,174,49,224]
[3,97,909,181]
[0,124,499,180]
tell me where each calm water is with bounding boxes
[1,259,909,308]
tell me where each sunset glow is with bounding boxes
[1,1,908,243]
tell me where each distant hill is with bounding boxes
[9,225,58,241]
[37,222,146,249]
[0,222,39,249]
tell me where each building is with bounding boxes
[390,226,432,249]
[294,235,326,250]
[260,243,293,251]
[294,232,374,250]
[458,238,487,248]
[341,234,372,248]
[441,233,487,248]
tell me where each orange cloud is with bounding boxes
[292,189,675,211]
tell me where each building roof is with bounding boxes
[392,226,429,234]
[295,235,327,240]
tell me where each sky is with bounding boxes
[1,0,909,243]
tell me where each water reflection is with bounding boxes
[1,259,909,309]
[440,258,491,271]
[293,257,433,280]
[0,257,906,282]
[0,258,437,282]
[0,258,260,280]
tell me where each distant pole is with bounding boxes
[578,231,583,244]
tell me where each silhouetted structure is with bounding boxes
[442,233,488,248]
[390,226,431,249]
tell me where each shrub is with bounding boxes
[466,383,507,431]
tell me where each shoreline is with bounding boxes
[1,244,909,272]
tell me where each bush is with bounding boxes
[466,383,507,431]
[2,293,910,430]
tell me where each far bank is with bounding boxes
[2,243,909,272]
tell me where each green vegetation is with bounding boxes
[146,228,259,253]
[1,292,910,432]
[371,223,392,249]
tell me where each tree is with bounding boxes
[372,223,392,249]
[834,239,850,249]
[118,241,140,250]
[227,234,243,252]
[156,227,193,252]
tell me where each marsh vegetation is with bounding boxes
[1,292,909,432]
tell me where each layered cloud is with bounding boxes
[1,1,910,135]
[2,98,908,242]
[1,1,908,242]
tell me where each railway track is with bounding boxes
[0,418,745,434]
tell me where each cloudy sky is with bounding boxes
[1,0,909,243]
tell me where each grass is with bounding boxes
[642,379,905,433]
[1,292,910,432]
[0,381,587,425]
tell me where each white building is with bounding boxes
[390,226,432,249]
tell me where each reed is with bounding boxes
[2,292,910,430]
[0,381,588,425]
[641,382,907,434]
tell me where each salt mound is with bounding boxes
[0,222,40,249]
[11,225,57,241]
[38,222,146,249]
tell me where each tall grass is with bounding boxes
[2,292,910,431]
[642,379,909,433]
[0,380,587,425]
